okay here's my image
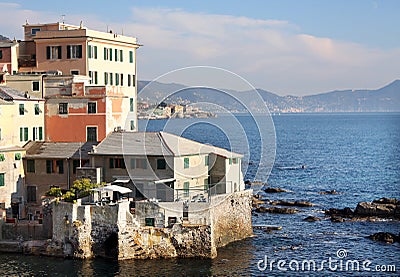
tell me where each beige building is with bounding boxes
[89,131,244,202]
[0,86,45,217]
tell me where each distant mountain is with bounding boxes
[0,35,10,41]
[138,80,400,113]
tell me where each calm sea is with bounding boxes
[1,113,399,276]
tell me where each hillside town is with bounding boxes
[0,21,252,259]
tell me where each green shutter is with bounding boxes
[15,153,21,160]
[129,51,133,63]
[120,49,123,62]
[130,98,134,112]
[104,47,107,60]
[20,127,23,141]
[184,157,189,168]
[94,46,97,59]
[0,173,4,187]
[0,154,5,162]
[24,127,28,141]
[88,45,92,58]
[94,71,98,84]
[39,127,43,140]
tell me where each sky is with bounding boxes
[0,0,399,96]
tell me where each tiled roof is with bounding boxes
[92,131,242,158]
[0,86,28,101]
[24,141,98,159]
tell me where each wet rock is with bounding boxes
[367,232,400,244]
[255,206,298,214]
[354,200,399,219]
[372,198,399,205]
[319,190,340,195]
[303,216,321,222]
[330,216,345,223]
[325,207,354,217]
[270,200,314,207]
[264,187,289,193]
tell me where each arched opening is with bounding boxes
[103,232,118,258]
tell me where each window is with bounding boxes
[46,160,64,174]
[32,81,39,91]
[157,159,166,170]
[115,49,118,62]
[33,127,43,141]
[229,158,232,165]
[46,46,62,59]
[131,158,147,169]
[110,158,125,169]
[109,72,113,85]
[31,28,40,35]
[88,102,97,114]
[56,160,64,174]
[120,50,123,62]
[128,74,131,86]
[27,160,35,173]
[20,127,28,142]
[0,173,4,187]
[15,153,21,160]
[130,120,135,131]
[88,45,97,59]
[104,72,108,85]
[34,104,40,115]
[184,157,189,169]
[204,178,209,192]
[120,74,123,86]
[232,158,238,164]
[19,104,25,115]
[67,45,82,59]
[130,98,134,112]
[87,126,97,142]
[46,160,53,173]
[0,154,4,162]
[129,51,134,63]
[59,103,68,114]
[94,71,98,84]
[109,48,113,61]
[27,186,36,202]
[183,181,189,197]
[0,50,2,59]
[205,156,209,166]
[71,70,79,75]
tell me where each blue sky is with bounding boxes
[1,0,399,95]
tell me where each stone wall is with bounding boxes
[46,190,252,260]
[210,190,253,248]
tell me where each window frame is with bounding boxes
[46,46,62,60]
[19,103,25,115]
[58,103,68,114]
[86,126,98,142]
[27,159,35,173]
[87,102,97,114]
[67,45,83,59]
[34,104,40,115]
[183,181,190,197]
[32,81,40,92]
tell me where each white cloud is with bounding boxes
[0,4,398,95]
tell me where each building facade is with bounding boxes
[0,86,45,217]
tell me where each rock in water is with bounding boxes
[367,232,400,244]
[264,187,289,193]
[303,216,321,222]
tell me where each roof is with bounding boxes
[0,86,26,101]
[0,41,18,48]
[91,185,132,194]
[92,131,242,158]
[24,141,98,159]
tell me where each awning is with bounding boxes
[154,178,176,184]
[112,178,131,184]
[91,185,132,194]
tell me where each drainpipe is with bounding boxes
[67,158,71,190]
